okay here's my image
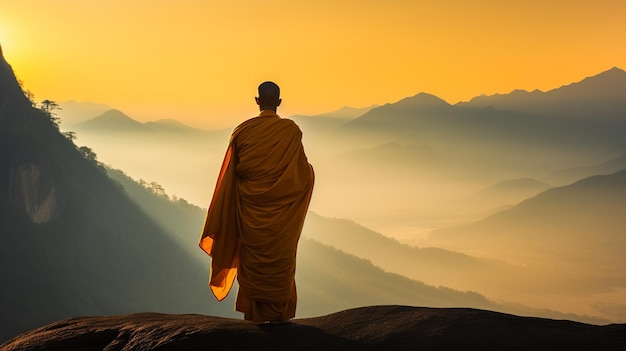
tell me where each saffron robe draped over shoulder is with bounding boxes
[199,110,314,322]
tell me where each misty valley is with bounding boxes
[2,46,626,342]
[64,67,626,323]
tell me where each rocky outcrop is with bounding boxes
[9,161,64,223]
[2,306,625,351]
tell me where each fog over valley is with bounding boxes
[2,49,626,342]
[64,67,626,235]
[53,67,626,324]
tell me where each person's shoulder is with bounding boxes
[234,114,300,134]
[236,115,263,128]
[233,116,265,134]
[278,117,301,128]
[279,117,296,125]
[278,118,303,134]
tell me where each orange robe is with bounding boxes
[199,110,314,322]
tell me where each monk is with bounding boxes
[199,81,314,323]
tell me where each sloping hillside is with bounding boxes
[106,168,499,318]
[0,49,517,342]
[108,167,609,324]
[431,170,626,321]
[0,46,237,343]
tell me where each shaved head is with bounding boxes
[256,81,282,111]
[258,81,280,100]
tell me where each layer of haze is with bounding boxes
[3,1,626,325]
[2,1,626,129]
[57,65,626,322]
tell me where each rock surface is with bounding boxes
[2,306,625,350]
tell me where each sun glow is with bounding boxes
[2,1,626,328]
[0,22,10,52]
[1,1,625,129]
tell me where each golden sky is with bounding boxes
[1,0,625,128]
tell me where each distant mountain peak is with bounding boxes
[510,89,528,94]
[103,108,124,115]
[605,66,625,74]
[595,66,626,81]
[96,109,135,122]
[550,66,626,92]
[584,66,624,78]
[394,92,451,109]
[75,109,148,132]
[415,92,448,102]
[56,100,112,127]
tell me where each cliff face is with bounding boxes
[9,159,65,224]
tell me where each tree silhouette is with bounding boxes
[149,181,167,197]
[78,146,97,162]
[39,99,62,128]
[138,179,169,198]
[63,131,77,142]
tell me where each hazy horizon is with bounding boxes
[2,2,626,129]
[61,66,626,229]
[3,5,626,336]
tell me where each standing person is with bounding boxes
[199,81,314,323]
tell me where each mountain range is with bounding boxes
[64,66,626,202]
[108,159,621,324]
[49,64,626,250]
[0,49,522,343]
[431,169,626,321]
[343,67,626,160]
[73,109,219,136]
[56,100,110,128]
[3,41,626,344]
[105,168,500,317]
[457,67,626,119]
[301,166,626,322]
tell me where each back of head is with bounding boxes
[257,81,281,110]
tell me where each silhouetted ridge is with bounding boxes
[1,48,541,344]
[93,109,137,123]
[458,67,626,119]
[547,154,626,185]
[548,67,626,100]
[433,169,626,283]
[342,92,456,131]
[0,46,33,124]
[393,92,451,109]
[480,178,550,194]
[578,66,626,84]
[517,169,626,210]
[77,109,148,132]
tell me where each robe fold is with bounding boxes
[199,110,314,322]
